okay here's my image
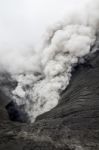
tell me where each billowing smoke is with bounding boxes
[0,0,99,122]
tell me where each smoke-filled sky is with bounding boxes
[0,0,89,49]
[0,0,99,122]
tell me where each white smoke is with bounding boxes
[0,0,99,122]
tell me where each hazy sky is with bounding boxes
[0,0,88,49]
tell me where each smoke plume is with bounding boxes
[0,0,99,122]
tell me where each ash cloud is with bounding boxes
[0,0,99,122]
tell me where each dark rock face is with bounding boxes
[1,53,99,149]
[0,73,17,121]
[6,101,29,123]
[0,73,29,123]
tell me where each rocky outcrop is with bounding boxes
[0,73,17,121]
[1,52,99,149]
[0,73,29,123]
